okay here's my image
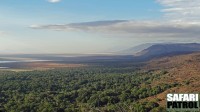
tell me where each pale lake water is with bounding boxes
[0,60,51,63]
[0,61,19,63]
[0,67,9,69]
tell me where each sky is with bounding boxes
[0,0,200,54]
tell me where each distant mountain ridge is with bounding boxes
[117,43,155,55]
[134,43,200,61]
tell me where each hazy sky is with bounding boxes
[0,0,200,54]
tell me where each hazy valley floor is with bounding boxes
[0,52,199,111]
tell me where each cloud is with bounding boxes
[30,0,200,39]
[157,0,200,22]
[0,31,6,36]
[47,0,61,3]
[30,20,128,31]
[30,20,200,38]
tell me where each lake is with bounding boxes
[0,60,51,64]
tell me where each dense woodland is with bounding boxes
[0,67,176,112]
